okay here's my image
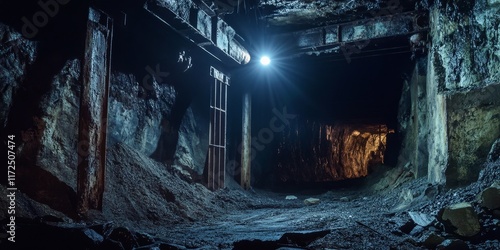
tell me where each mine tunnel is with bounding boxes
[1,0,500,249]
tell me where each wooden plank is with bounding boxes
[277,11,428,54]
[77,7,113,214]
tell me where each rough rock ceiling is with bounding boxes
[216,0,421,32]
[261,0,381,26]
[259,0,419,27]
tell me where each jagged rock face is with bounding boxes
[424,0,500,185]
[0,23,84,214]
[276,119,388,183]
[0,20,205,196]
[0,23,37,128]
[33,68,179,190]
[174,107,209,175]
[36,59,81,189]
[432,0,500,91]
[108,72,176,157]
[446,84,500,187]
[397,58,428,178]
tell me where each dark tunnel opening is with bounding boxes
[226,44,415,189]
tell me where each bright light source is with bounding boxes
[260,56,271,66]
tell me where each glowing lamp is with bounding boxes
[260,56,271,66]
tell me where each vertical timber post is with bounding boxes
[241,91,251,190]
[77,7,113,215]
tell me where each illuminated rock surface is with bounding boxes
[277,120,388,183]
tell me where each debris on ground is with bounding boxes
[303,198,321,205]
[1,143,499,249]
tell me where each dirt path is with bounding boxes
[153,187,421,249]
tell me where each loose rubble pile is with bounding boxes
[392,164,500,250]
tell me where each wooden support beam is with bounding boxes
[276,11,429,55]
[77,7,113,215]
[241,92,251,190]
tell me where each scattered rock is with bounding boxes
[80,228,104,246]
[480,240,500,249]
[409,225,425,236]
[438,202,481,237]
[233,230,330,249]
[89,222,114,239]
[109,227,139,250]
[408,211,434,227]
[422,233,445,249]
[399,220,417,234]
[304,198,320,205]
[487,138,500,162]
[436,239,469,250]
[392,188,414,212]
[482,216,500,240]
[424,184,440,199]
[340,197,349,202]
[480,182,500,210]
[285,195,298,200]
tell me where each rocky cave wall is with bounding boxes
[400,0,500,186]
[397,58,428,178]
[430,0,500,186]
[275,119,388,183]
[0,21,209,215]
